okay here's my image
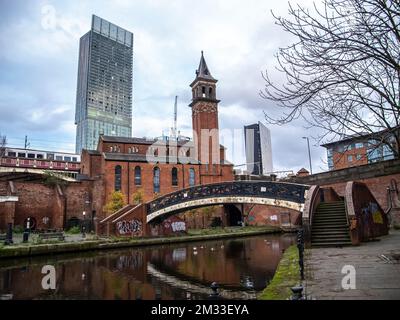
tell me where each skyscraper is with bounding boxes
[75,15,133,153]
[244,122,273,175]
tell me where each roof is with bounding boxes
[190,51,217,86]
[321,126,400,148]
[99,135,226,149]
[100,135,156,145]
[297,168,309,174]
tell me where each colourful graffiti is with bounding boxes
[162,217,187,234]
[362,202,383,225]
[116,219,142,235]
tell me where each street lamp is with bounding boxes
[302,137,313,174]
[82,211,86,238]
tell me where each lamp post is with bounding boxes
[82,211,86,239]
[302,137,313,174]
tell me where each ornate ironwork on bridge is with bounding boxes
[147,181,309,223]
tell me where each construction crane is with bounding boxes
[170,95,178,140]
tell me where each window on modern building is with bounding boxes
[172,167,178,186]
[355,142,364,149]
[64,156,71,162]
[189,168,195,187]
[347,155,353,162]
[115,165,122,191]
[72,157,77,162]
[56,155,63,161]
[153,167,160,193]
[134,166,141,185]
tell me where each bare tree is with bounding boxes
[261,0,400,157]
[0,133,6,160]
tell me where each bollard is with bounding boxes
[208,282,221,300]
[290,285,304,300]
[22,230,29,243]
[155,288,162,300]
[4,223,13,245]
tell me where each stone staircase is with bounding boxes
[311,201,352,247]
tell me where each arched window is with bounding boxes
[209,87,213,97]
[171,167,178,186]
[115,165,122,191]
[153,167,160,193]
[189,168,195,187]
[134,166,141,185]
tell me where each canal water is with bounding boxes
[0,234,295,300]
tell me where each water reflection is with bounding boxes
[0,234,295,300]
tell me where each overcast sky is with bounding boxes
[0,0,329,174]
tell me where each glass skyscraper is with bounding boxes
[75,15,133,152]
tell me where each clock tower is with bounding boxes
[189,51,221,174]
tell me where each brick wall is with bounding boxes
[0,180,101,231]
[243,204,301,227]
[293,159,400,212]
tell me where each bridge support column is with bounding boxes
[142,205,149,237]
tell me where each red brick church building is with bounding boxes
[81,52,234,209]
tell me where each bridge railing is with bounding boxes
[147,181,309,215]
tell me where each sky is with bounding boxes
[0,0,329,174]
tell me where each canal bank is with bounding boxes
[258,245,300,300]
[0,226,282,259]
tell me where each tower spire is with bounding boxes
[194,51,216,82]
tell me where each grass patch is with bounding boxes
[258,245,300,300]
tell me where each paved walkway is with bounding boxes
[305,230,400,299]
[9,233,96,244]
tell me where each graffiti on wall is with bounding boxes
[116,219,142,235]
[162,217,187,233]
[362,202,383,225]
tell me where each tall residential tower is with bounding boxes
[75,15,133,153]
[244,122,273,175]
